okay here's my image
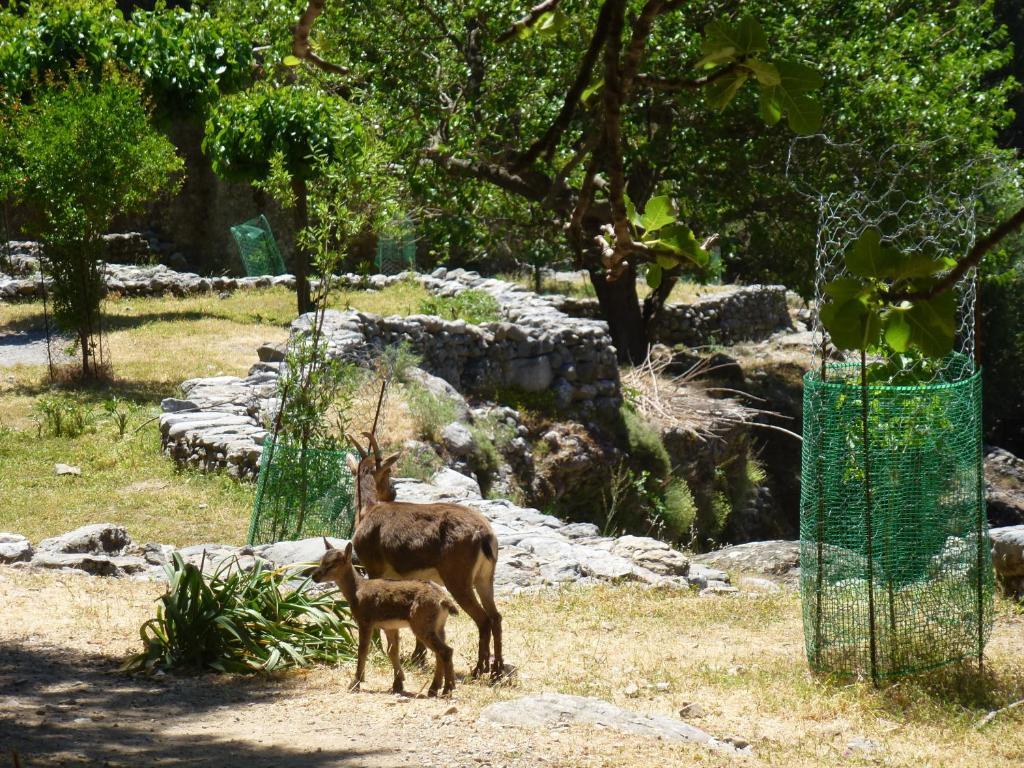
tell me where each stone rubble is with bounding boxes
[1,470,729,593]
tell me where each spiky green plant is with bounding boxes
[126,553,356,674]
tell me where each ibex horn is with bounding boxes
[345,432,367,460]
[362,431,383,465]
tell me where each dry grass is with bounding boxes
[0,283,429,545]
[1,570,1022,768]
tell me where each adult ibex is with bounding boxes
[346,432,504,678]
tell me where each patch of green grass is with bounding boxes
[418,288,502,325]
[0,411,254,545]
[0,283,432,546]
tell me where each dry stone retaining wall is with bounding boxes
[550,284,792,346]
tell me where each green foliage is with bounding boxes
[113,4,254,115]
[125,553,357,674]
[819,229,959,359]
[657,478,699,542]
[697,16,823,135]
[102,396,140,440]
[12,73,181,376]
[203,85,364,182]
[627,193,710,289]
[620,405,671,478]
[404,381,460,442]
[0,1,252,114]
[32,393,95,438]
[418,289,502,325]
[395,444,444,481]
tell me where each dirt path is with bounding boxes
[3,568,1023,768]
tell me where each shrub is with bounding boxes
[620,405,670,477]
[659,478,698,542]
[404,382,459,442]
[125,553,357,674]
[418,289,501,325]
[13,73,182,379]
[32,393,95,438]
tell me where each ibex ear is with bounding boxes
[345,454,360,474]
[381,452,401,472]
[344,541,354,559]
[323,536,334,550]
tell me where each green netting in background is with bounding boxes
[375,218,416,275]
[248,437,356,545]
[799,357,994,681]
[231,214,287,277]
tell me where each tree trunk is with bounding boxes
[588,264,648,364]
[291,177,313,315]
[641,269,678,340]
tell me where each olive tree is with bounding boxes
[13,73,182,379]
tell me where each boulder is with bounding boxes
[30,552,122,576]
[38,523,132,556]
[441,422,478,458]
[507,355,554,392]
[54,463,81,477]
[478,693,742,753]
[692,540,800,581]
[986,447,1024,526]
[257,341,288,363]
[403,367,471,421]
[990,525,1024,598]
[428,468,483,499]
[0,533,33,564]
[256,537,349,568]
[610,535,690,577]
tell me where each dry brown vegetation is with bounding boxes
[1,569,1022,768]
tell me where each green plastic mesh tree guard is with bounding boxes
[247,437,356,545]
[375,218,416,275]
[800,357,994,680]
[231,214,286,277]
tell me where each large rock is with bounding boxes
[692,540,800,580]
[986,448,1024,526]
[990,525,1024,598]
[256,537,349,567]
[403,367,471,422]
[610,535,690,577]
[38,523,132,556]
[0,533,33,564]
[478,693,742,753]
[29,551,148,577]
[441,422,478,458]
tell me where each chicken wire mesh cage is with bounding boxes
[231,214,287,277]
[791,138,1000,681]
[375,217,416,275]
[247,437,356,545]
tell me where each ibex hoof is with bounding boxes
[442,686,455,698]
[391,681,405,694]
[427,687,439,698]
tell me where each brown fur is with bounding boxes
[311,541,458,697]
[346,440,504,678]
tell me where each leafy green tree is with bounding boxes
[203,84,366,313]
[13,73,182,379]
[291,2,824,361]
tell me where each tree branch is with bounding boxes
[635,65,739,92]
[513,0,616,169]
[886,205,1024,302]
[496,0,565,43]
[293,0,350,76]
[425,148,556,205]
[619,0,666,97]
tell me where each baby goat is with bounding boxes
[311,539,459,697]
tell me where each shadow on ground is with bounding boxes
[0,642,399,767]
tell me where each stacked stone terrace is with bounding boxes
[159,268,620,479]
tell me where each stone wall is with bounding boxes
[550,284,792,346]
[159,269,622,479]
